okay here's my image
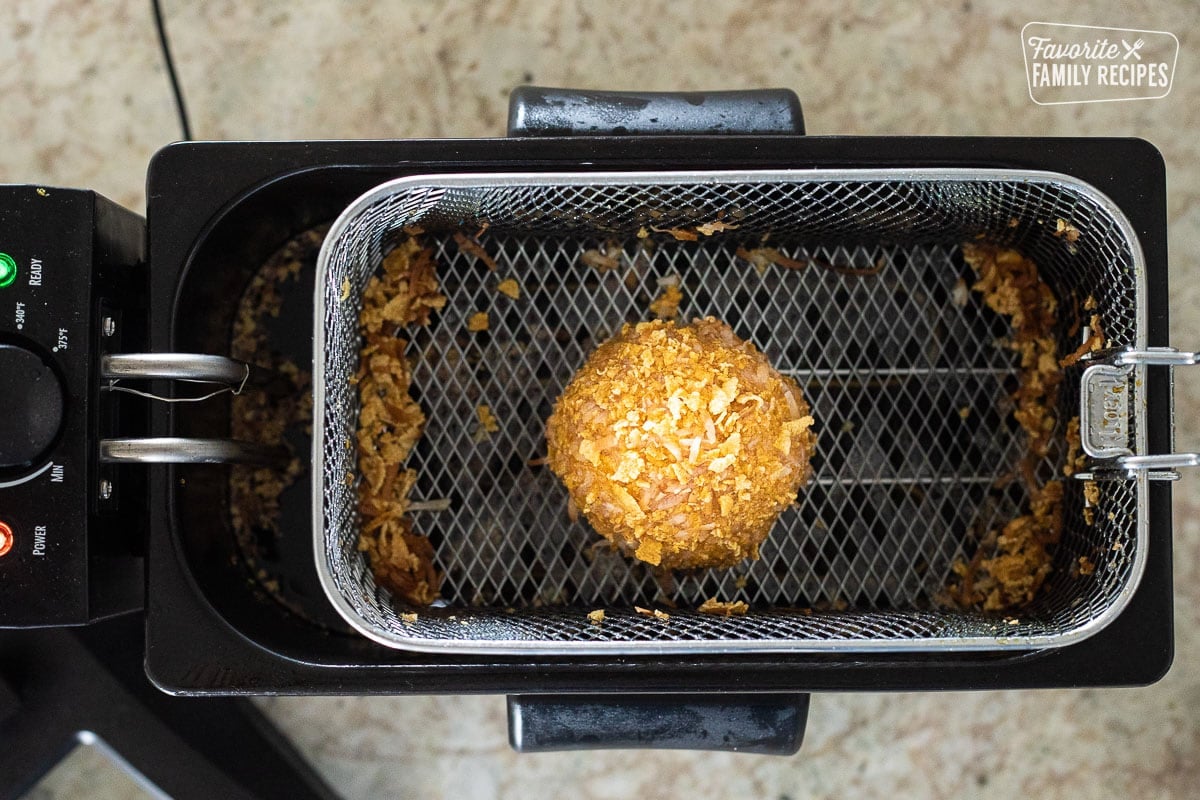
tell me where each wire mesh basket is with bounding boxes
[313,169,1151,654]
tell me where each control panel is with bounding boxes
[0,186,145,627]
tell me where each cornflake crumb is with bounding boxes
[340,278,351,301]
[496,278,521,299]
[958,406,971,420]
[649,283,683,320]
[354,236,447,606]
[467,311,489,332]
[1078,556,1096,576]
[635,606,670,621]
[400,612,419,623]
[698,598,749,616]
[694,220,739,236]
[587,609,605,624]
[735,246,809,274]
[1054,218,1081,243]
[944,244,1065,613]
[477,404,499,431]
[453,231,497,270]
[951,277,970,308]
[581,241,622,272]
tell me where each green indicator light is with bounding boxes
[0,253,17,288]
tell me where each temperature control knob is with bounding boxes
[0,343,64,472]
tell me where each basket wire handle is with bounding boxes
[97,353,288,466]
[1079,347,1198,480]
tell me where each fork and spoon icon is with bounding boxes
[1121,38,1145,60]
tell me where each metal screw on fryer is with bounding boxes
[98,479,113,500]
[102,316,116,337]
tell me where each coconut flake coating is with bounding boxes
[546,317,816,569]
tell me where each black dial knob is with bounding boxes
[0,343,65,471]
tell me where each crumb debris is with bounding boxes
[453,230,497,270]
[958,406,971,420]
[230,225,322,613]
[581,240,623,272]
[474,404,500,442]
[496,278,521,299]
[340,278,351,301]
[1078,556,1095,576]
[651,226,699,241]
[698,598,749,616]
[649,283,683,320]
[1054,218,1081,243]
[354,236,447,606]
[694,220,739,236]
[635,606,671,621]
[951,277,970,308]
[400,612,419,623]
[587,609,605,624]
[1059,314,1106,368]
[945,244,1067,612]
[735,246,810,274]
[467,311,490,332]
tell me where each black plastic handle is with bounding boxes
[507,693,809,754]
[507,86,805,137]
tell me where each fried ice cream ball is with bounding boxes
[546,317,816,569]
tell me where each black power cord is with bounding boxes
[151,0,192,140]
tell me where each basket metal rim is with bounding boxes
[311,167,1150,655]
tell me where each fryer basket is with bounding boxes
[313,169,1151,654]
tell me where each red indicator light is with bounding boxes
[0,521,13,557]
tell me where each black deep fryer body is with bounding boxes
[144,134,1173,695]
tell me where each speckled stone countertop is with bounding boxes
[5,1,1199,798]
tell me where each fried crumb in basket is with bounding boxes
[1054,218,1081,243]
[400,612,419,623]
[1059,313,1106,368]
[1078,556,1096,576]
[735,246,810,274]
[694,220,739,236]
[648,283,683,320]
[697,598,749,617]
[474,404,500,442]
[467,311,489,332]
[581,240,623,272]
[948,480,1064,610]
[496,278,521,300]
[453,230,497,271]
[945,244,1067,612]
[355,236,447,606]
[635,606,671,621]
[587,609,605,624]
[1083,294,1098,311]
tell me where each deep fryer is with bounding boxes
[0,88,1189,754]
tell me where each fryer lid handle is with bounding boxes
[507,86,805,137]
[506,693,809,755]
